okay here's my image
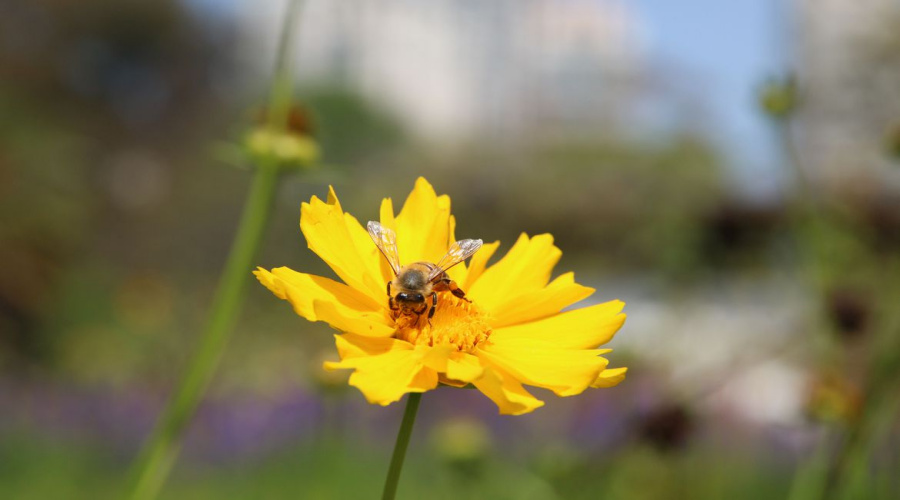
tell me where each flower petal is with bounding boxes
[418,343,454,371]
[592,367,627,388]
[477,338,609,397]
[446,351,485,383]
[393,177,454,264]
[467,233,562,309]
[458,241,500,291]
[411,346,486,386]
[254,266,383,318]
[324,345,438,405]
[255,267,394,337]
[472,366,545,415]
[490,300,626,349]
[489,272,594,328]
[332,333,408,359]
[312,300,395,337]
[376,197,400,280]
[300,186,386,302]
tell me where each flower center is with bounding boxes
[395,293,492,352]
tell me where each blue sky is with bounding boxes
[633,0,788,198]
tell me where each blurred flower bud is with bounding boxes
[825,289,870,342]
[429,417,491,469]
[758,76,797,121]
[244,127,319,168]
[257,105,316,137]
[244,104,319,168]
[805,372,862,425]
[637,402,694,452]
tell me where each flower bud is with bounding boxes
[758,77,797,121]
[244,127,319,168]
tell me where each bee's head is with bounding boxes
[396,292,425,304]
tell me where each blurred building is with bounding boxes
[239,0,647,143]
[794,0,900,193]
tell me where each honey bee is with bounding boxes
[367,221,483,323]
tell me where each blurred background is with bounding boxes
[2,0,900,498]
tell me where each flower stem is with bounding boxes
[127,162,280,500]
[381,393,423,500]
[126,2,302,499]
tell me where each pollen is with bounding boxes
[396,293,492,352]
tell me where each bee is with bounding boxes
[367,221,483,324]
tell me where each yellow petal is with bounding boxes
[446,351,485,383]
[254,267,394,337]
[418,344,455,372]
[415,347,484,386]
[459,241,500,291]
[408,365,440,392]
[490,300,626,349]
[477,338,608,397]
[254,266,383,317]
[394,177,454,265]
[438,378,469,388]
[430,351,483,383]
[592,367,627,388]
[488,272,594,328]
[467,233,562,309]
[379,197,396,229]
[472,366,545,415]
[376,197,400,279]
[325,346,438,405]
[411,346,485,385]
[312,300,395,337]
[300,186,387,301]
[448,214,457,245]
[332,333,408,359]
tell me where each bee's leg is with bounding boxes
[445,279,471,302]
[427,291,437,326]
[387,283,399,319]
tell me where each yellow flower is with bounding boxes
[255,178,626,415]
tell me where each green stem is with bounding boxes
[381,393,423,500]
[126,2,302,498]
[127,162,280,500]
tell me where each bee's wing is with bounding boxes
[429,239,483,280]
[367,221,401,275]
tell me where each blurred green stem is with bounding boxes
[776,119,826,288]
[832,376,900,499]
[827,272,900,500]
[126,1,302,499]
[382,393,422,500]
[777,95,900,500]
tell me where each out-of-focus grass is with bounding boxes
[0,431,798,500]
[0,434,124,500]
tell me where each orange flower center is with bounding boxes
[395,293,492,352]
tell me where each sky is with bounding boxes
[193,0,792,199]
[632,0,789,199]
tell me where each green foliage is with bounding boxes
[301,87,408,167]
[431,135,725,280]
[0,434,804,500]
